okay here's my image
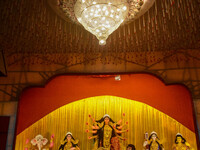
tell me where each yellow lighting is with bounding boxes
[15,96,198,150]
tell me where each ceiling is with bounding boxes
[0,0,199,55]
[0,0,200,101]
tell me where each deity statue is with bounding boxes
[31,134,48,150]
[172,133,192,150]
[59,132,80,150]
[86,114,128,150]
[143,131,164,150]
[126,144,135,150]
[25,134,54,150]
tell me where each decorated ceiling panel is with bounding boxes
[0,0,199,54]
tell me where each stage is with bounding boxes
[14,74,198,149]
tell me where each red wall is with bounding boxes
[17,74,195,134]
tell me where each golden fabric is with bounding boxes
[15,96,197,150]
[64,142,72,150]
[103,125,112,148]
[172,143,190,150]
[150,142,159,150]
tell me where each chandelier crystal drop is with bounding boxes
[74,0,129,45]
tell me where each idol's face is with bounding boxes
[177,137,182,143]
[127,147,132,150]
[67,135,72,141]
[104,117,110,124]
[152,134,157,141]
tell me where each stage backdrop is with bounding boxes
[15,74,198,149]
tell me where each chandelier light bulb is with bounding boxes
[99,39,106,45]
[123,6,127,10]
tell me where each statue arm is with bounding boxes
[117,113,126,124]
[115,129,128,134]
[86,129,97,133]
[143,140,150,147]
[76,146,80,150]
[88,135,98,140]
[185,142,192,148]
[89,114,96,123]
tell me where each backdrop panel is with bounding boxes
[15,96,197,150]
[17,74,195,135]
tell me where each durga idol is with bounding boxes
[86,114,128,150]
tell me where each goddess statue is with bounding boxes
[172,133,192,150]
[59,132,80,150]
[143,131,164,150]
[86,114,128,150]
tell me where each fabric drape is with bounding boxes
[15,96,197,150]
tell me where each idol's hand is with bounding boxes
[123,138,127,141]
[89,114,95,122]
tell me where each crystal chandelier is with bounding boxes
[74,0,129,45]
[56,0,154,45]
